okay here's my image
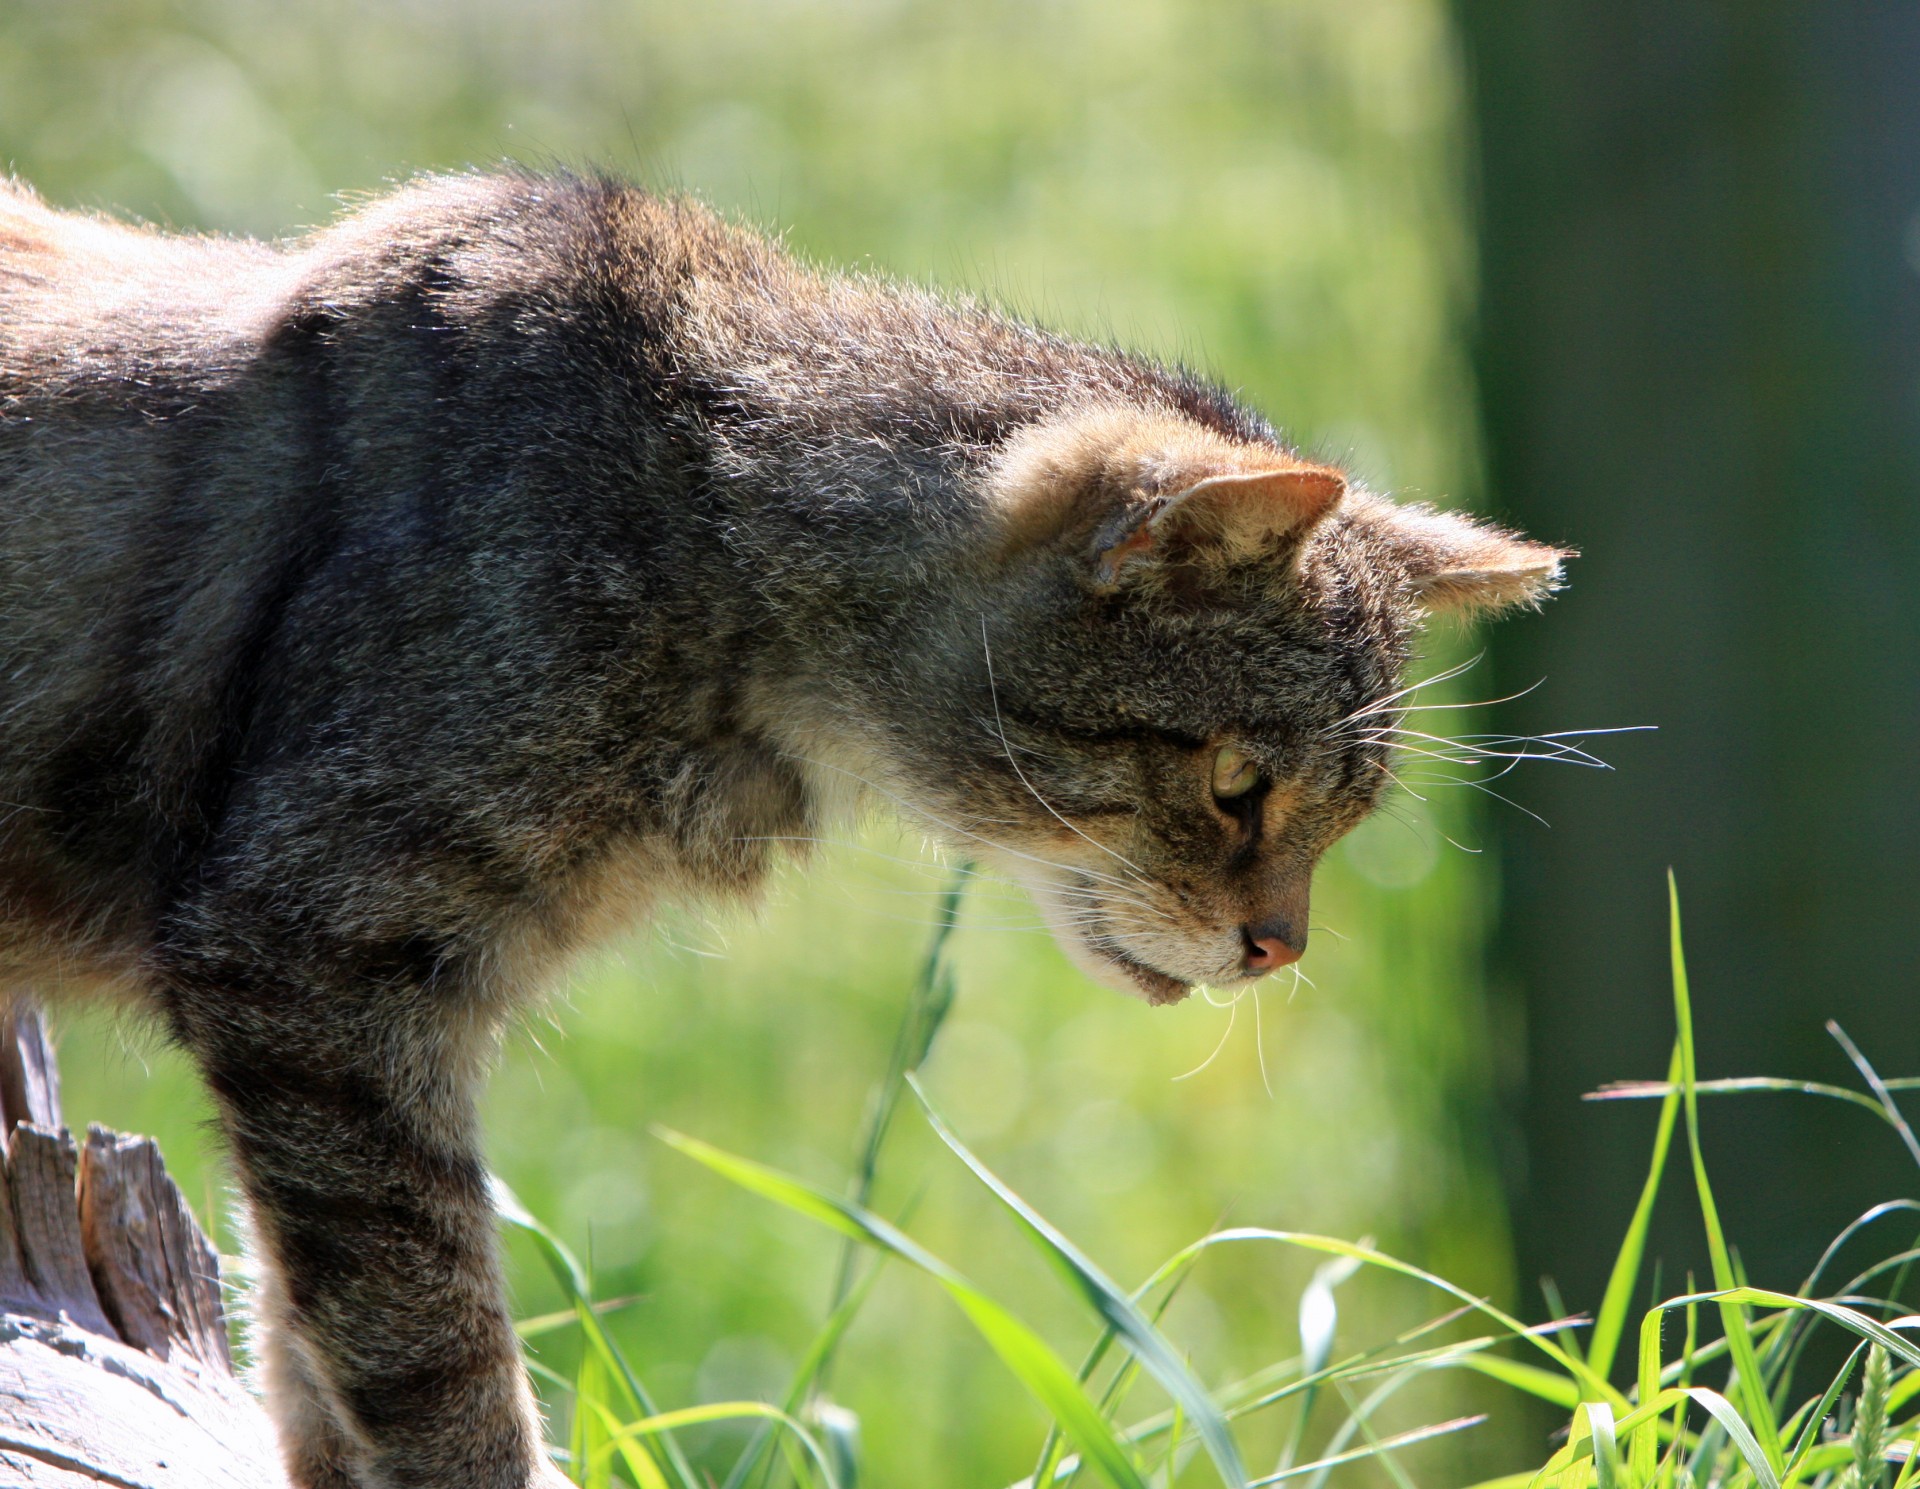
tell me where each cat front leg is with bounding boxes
[164,970,557,1489]
[254,1275,371,1489]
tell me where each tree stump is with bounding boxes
[0,1008,287,1487]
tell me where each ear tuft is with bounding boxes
[1361,498,1570,615]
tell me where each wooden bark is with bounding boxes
[0,1008,288,1487]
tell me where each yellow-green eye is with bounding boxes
[1210,745,1261,801]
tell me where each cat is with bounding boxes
[0,169,1565,1488]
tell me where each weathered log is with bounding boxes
[0,1008,288,1487]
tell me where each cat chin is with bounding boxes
[1105,952,1194,1007]
[1060,935,1193,1006]
[994,862,1195,1005]
[1044,905,1194,1004]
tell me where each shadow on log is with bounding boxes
[0,1008,286,1487]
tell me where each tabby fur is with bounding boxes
[0,170,1563,1488]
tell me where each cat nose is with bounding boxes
[1241,922,1305,975]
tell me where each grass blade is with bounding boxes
[1669,872,1786,1472]
[1302,1372,1437,1489]
[1588,1041,1683,1385]
[595,1401,843,1489]
[908,1072,1248,1489]
[495,1179,698,1489]
[1688,1385,1782,1489]
[818,871,966,1387]
[724,1257,890,1489]
[1673,1288,1920,1372]
[1782,1341,1862,1484]
[1035,1252,1204,1489]
[1585,1402,1619,1489]
[515,1295,641,1341]
[1277,1255,1363,1473]
[1801,1202,1920,1299]
[1150,1228,1619,1408]
[564,1384,676,1489]
[1635,1295,1665,1483]
[1587,1078,1895,1123]
[1247,1414,1488,1486]
[659,1127,1149,1489]
[1457,1352,1584,1409]
[1827,1023,1920,1172]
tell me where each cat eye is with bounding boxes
[1210,744,1261,802]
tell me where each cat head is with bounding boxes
[889,404,1567,1004]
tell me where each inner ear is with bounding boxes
[1092,466,1346,586]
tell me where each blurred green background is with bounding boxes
[27,2,1912,1486]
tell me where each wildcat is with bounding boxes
[0,169,1564,1488]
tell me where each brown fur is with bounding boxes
[0,169,1564,1487]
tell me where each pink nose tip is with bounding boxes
[1242,929,1305,975]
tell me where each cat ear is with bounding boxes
[1365,500,1570,615]
[1090,466,1346,586]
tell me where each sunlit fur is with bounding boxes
[0,169,1564,1489]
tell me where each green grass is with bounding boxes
[510,873,1920,1489]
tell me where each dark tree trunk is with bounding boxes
[1454,5,1920,1327]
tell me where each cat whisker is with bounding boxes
[1053,897,1178,934]
[1324,671,1546,734]
[1252,979,1273,1100]
[1363,785,1491,851]
[1061,863,1170,912]
[728,833,1170,936]
[1329,651,1488,728]
[1171,993,1239,1083]
[1387,771,1552,827]
[1370,793,1481,855]
[1168,973,1282,1097]
[1364,744,1538,785]
[1359,734,1606,783]
[1333,684,1546,726]
[978,616,1157,891]
[1357,725,1621,769]
[1029,866,1169,922]
[732,834,1018,887]
[1064,907,1171,933]
[824,904,1058,936]
[1040,883,1167,919]
[1408,727,1627,763]
[1369,756,1431,803]
[789,752,1159,900]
